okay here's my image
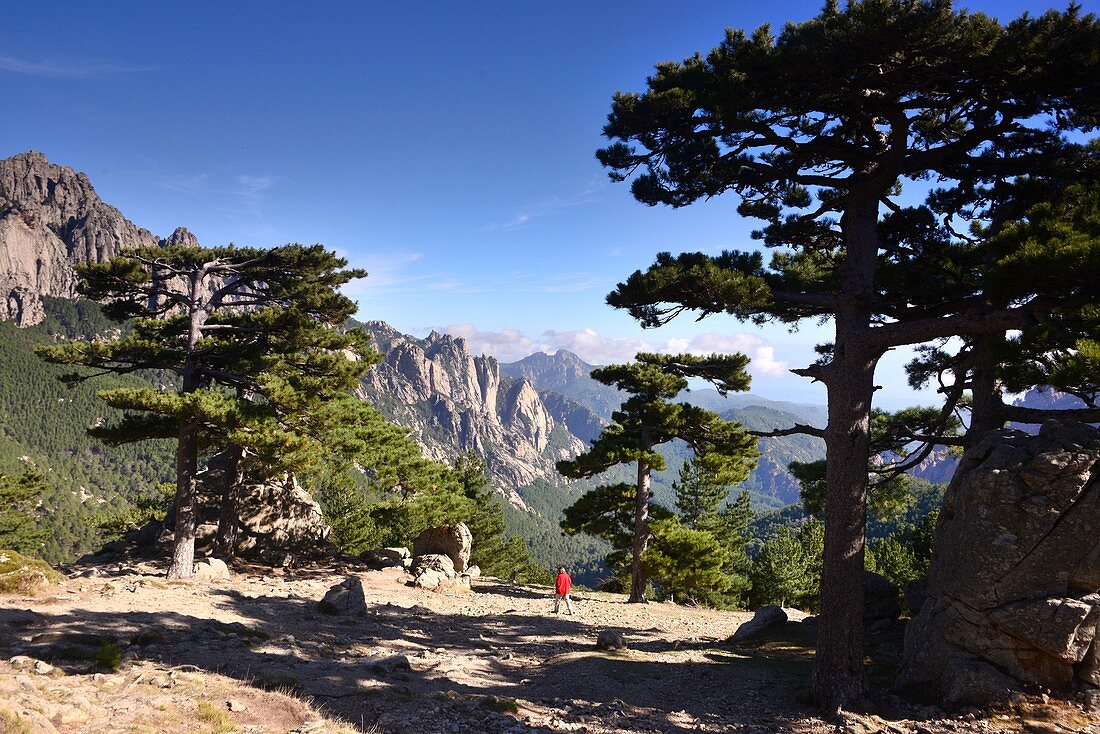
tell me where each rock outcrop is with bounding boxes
[731,605,788,642]
[413,523,472,573]
[193,470,331,563]
[358,322,593,491]
[897,421,1100,704]
[411,554,457,590]
[0,151,160,325]
[102,463,332,565]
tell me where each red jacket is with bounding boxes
[555,572,572,595]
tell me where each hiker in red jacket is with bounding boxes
[554,566,575,615]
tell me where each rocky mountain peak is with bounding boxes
[358,323,589,493]
[161,226,200,248]
[0,150,160,325]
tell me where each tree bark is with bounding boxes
[167,414,200,579]
[628,458,652,603]
[966,335,1005,446]
[810,195,880,712]
[811,354,877,711]
[212,444,245,561]
[166,273,208,580]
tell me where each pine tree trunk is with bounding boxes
[213,445,244,561]
[628,458,651,603]
[166,280,208,580]
[810,196,880,712]
[966,336,1004,446]
[811,355,876,711]
[167,415,200,579]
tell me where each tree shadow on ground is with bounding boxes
[0,580,831,733]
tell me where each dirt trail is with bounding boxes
[0,562,1095,733]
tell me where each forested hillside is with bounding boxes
[0,298,175,562]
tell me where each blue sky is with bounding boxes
[1,0,1090,408]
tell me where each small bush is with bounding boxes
[0,706,33,733]
[94,640,122,670]
[482,696,520,714]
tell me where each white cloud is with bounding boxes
[483,178,605,231]
[341,250,426,299]
[0,54,157,79]
[429,324,789,377]
[665,332,789,376]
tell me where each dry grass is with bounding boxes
[196,699,239,734]
[0,707,33,734]
[0,550,62,596]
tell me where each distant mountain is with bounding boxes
[501,348,829,508]
[501,350,623,419]
[0,150,207,326]
[681,390,829,428]
[356,321,601,498]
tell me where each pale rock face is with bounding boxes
[502,380,552,453]
[0,151,159,325]
[897,421,1100,702]
[358,323,590,493]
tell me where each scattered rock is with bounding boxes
[413,524,472,573]
[317,576,366,615]
[411,554,456,590]
[731,605,788,642]
[596,630,627,650]
[54,704,89,726]
[361,546,413,570]
[863,572,901,622]
[466,564,481,580]
[370,654,414,673]
[227,699,246,712]
[192,558,230,580]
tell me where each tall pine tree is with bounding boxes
[558,353,758,602]
[37,243,367,578]
[595,0,1099,707]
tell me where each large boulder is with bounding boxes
[897,421,1100,702]
[226,474,330,562]
[318,576,367,615]
[411,553,456,590]
[413,523,472,573]
[732,605,788,643]
[596,630,628,650]
[863,571,902,622]
[361,547,411,570]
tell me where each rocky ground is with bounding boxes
[0,561,1096,734]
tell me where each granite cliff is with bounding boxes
[357,321,595,495]
[0,151,161,325]
[0,151,208,326]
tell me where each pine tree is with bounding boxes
[673,458,728,531]
[36,243,368,578]
[750,527,810,609]
[595,1,1099,707]
[558,353,758,602]
[645,517,733,604]
[452,451,538,576]
[668,459,755,606]
[0,469,49,555]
